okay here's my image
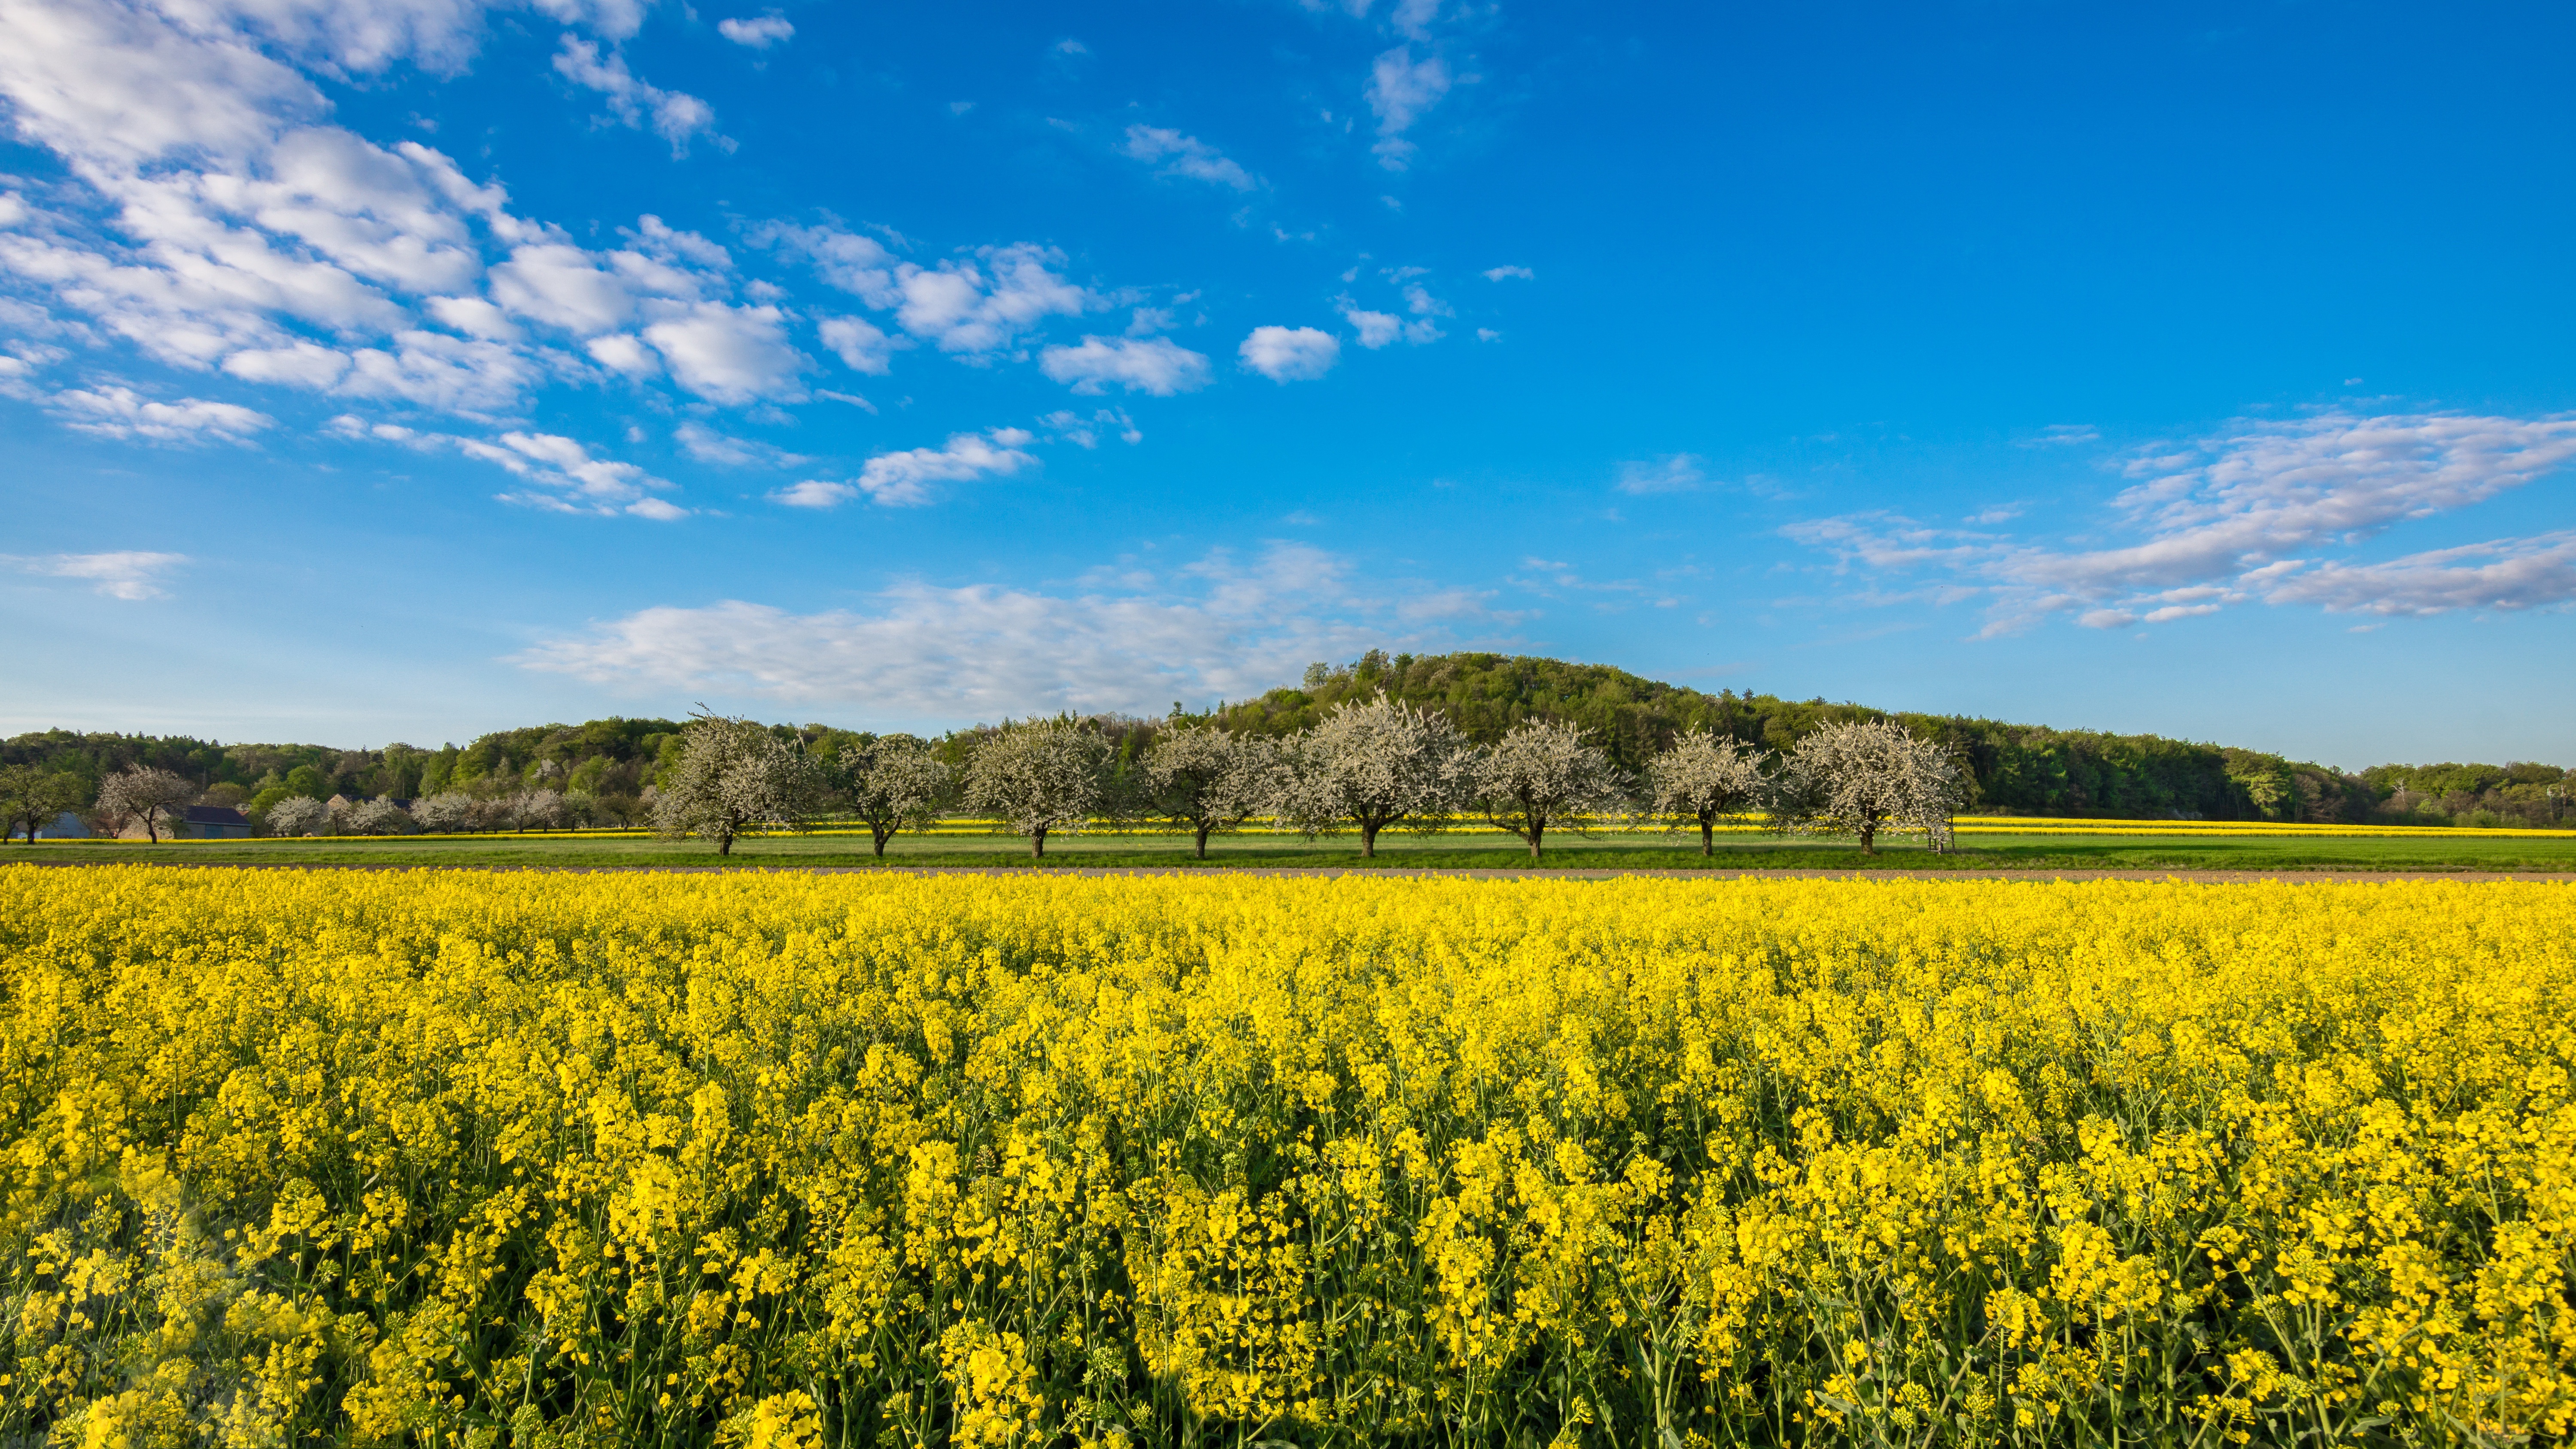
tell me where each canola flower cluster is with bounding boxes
[2,866,2570,1447]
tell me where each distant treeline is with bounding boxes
[6,652,2567,828]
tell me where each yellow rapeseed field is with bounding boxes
[2,866,2569,1448]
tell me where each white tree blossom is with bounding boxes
[1272,693,1473,858]
[413,793,477,833]
[265,797,328,837]
[1471,718,1627,861]
[97,767,196,842]
[1644,730,1770,857]
[1774,719,1968,855]
[510,789,571,832]
[833,735,953,858]
[347,799,416,836]
[963,718,1109,859]
[1139,724,1276,859]
[653,712,823,855]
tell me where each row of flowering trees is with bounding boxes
[653,695,1970,860]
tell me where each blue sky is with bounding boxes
[3,0,2572,767]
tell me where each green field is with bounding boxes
[8,827,2574,871]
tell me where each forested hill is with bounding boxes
[4,651,2567,825]
[1207,651,2567,825]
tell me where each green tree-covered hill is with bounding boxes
[6,652,2567,827]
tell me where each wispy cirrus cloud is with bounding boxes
[6,549,188,600]
[1121,124,1255,191]
[1784,411,2576,634]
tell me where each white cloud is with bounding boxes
[676,421,805,467]
[1364,46,1450,170]
[716,13,793,48]
[6,549,188,600]
[1239,324,1339,382]
[1039,335,1212,396]
[640,300,806,404]
[1474,327,1498,342]
[512,543,1439,721]
[1482,264,1533,282]
[424,294,521,340]
[1342,306,1400,349]
[1616,454,1705,494]
[2021,423,2099,447]
[440,428,680,515]
[1785,411,2576,632]
[1337,298,1438,348]
[47,385,273,441]
[815,313,896,373]
[771,479,855,508]
[1121,124,1255,191]
[222,339,350,388]
[888,243,1093,355]
[2261,532,2576,618]
[487,242,639,334]
[585,331,658,377]
[552,36,726,157]
[1037,407,1139,448]
[802,428,1040,507]
[750,221,897,299]
[338,329,547,412]
[1391,0,1440,39]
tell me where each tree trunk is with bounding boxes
[1858,821,1876,855]
[718,831,734,856]
[1701,818,1714,857]
[872,826,889,858]
[1528,824,1543,861]
[1031,826,1046,859]
[144,812,159,844]
[1194,824,1210,860]
[1360,821,1379,858]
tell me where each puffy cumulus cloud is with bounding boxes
[325,422,680,517]
[1036,406,1139,449]
[770,478,855,508]
[5,549,188,600]
[1364,46,1450,170]
[640,300,806,404]
[1482,264,1533,282]
[847,428,1036,506]
[1238,324,1338,382]
[815,313,896,373]
[716,12,792,47]
[1783,411,2576,634]
[551,36,726,157]
[1121,124,1254,191]
[758,231,1095,356]
[1616,454,1705,494]
[46,384,273,441]
[1337,297,1439,349]
[1039,335,1210,396]
[777,428,1040,509]
[0,3,718,431]
[510,543,1453,722]
[748,220,896,297]
[890,243,1093,355]
[456,430,682,517]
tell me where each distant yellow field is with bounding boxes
[4,866,2569,1446]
